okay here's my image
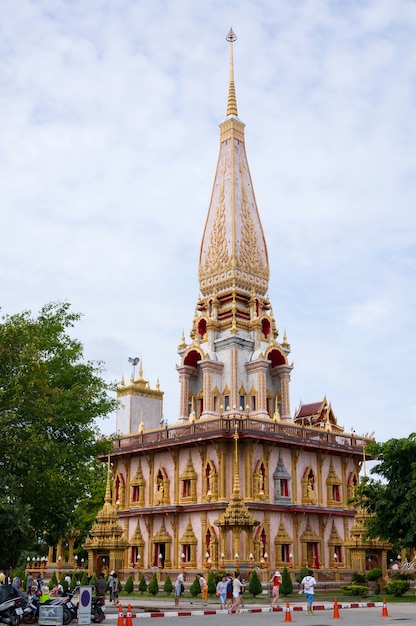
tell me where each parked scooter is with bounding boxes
[0,584,26,626]
[22,591,73,625]
[90,596,105,623]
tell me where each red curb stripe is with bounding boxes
[149,613,164,617]
[177,612,191,617]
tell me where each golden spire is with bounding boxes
[232,424,241,496]
[226,28,238,117]
[215,424,260,529]
[105,455,112,504]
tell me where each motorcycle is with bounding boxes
[23,587,105,625]
[0,585,26,626]
[90,596,105,624]
[22,591,73,625]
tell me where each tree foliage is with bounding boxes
[0,302,116,565]
[148,573,159,596]
[138,574,147,593]
[163,575,173,594]
[124,576,134,594]
[355,434,416,549]
[280,567,293,597]
[248,570,262,597]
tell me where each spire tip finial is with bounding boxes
[226,27,237,42]
[225,28,238,118]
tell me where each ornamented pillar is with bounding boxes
[176,365,194,421]
[246,359,269,418]
[275,364,293,421]
[199,359,223,417]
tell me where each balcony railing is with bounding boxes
[111,415,374,455]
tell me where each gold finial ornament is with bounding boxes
[226,28,238,117]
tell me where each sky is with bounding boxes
[1,0,415,444]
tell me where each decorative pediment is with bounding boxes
[131,463,146,487]
[274,519,292,544]
[180,518,198,545]
[326,461,341,486]
[153,518,172,544]
[180,453,197,480]
[300,518,320,543]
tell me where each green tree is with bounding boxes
[280,567,293,597]
[0,302,116,565]
[355,435,416,549]
[124,576,134,594]
[248,570,262,597]
[163,575,173,594]
[138,574,147,593]
[80,571,89,586]
[148,573,159,596]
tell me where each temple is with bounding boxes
[84,29,389,582]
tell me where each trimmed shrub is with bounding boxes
[365,567,383,582]
[163,575,173,594]
[385,580,410,596]
[248,570,262,597]
[280,567,293,597]
[60,572,68,591]
[351,571,366,585]
[80,572,88,586]
[296,567,309,584]
[70,573,78,590]
[391,570,415,581]
[340,585,369,596]
[49,571,58,589]
[207,572,216,595]
[189,577,201,597]
[124,576,134,594]
[148,573,159,596]
[138,574,147,593]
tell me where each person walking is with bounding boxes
[228,573,242,614]
[108,571,118,604]
[174,573,184,607]
[270,570,282,608]
[300,569,317,615]
[216,576,227,610]
[196,574,208,606]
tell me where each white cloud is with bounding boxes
[1,0,415,444]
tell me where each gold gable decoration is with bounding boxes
[179,453,198,503]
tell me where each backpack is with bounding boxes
[304,577,311,591]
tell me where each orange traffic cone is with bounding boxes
[117,603,125,626]
[125,604,133,626]
[381,597,389,617]
[283,600,293,622]
[332,599,341,619]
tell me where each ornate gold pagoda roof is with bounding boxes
[199,28,269,300]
